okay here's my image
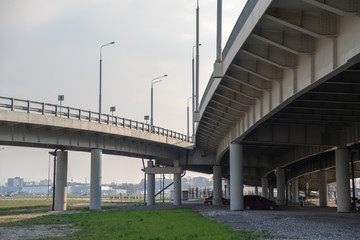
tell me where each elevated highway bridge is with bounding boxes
[1,0,360,213]
[194,0,360,212]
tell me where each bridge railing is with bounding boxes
[0,96,191,143]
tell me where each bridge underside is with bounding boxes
[195,0,360,188]
[0,111,189,161]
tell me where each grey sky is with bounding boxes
[0,0,247,184]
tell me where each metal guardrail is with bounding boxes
[0,96,191,143]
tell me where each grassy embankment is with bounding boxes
[2,208,275,240]
[0,195,163,216]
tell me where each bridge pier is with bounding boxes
[230,143,243,211]
[318,170,328,207]
[213,165,222,205]
[269,187,274,199]
[173,160,181,206]
[291,178,299,204]
[147,160,155,206]
[335,149,351,212]
[55,150,68,211]
[225,179,230,199]
[261,177,269,198]
[276,169,286,206]
[90,149,102,210]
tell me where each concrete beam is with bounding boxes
[264,13,337,39]
[144,166,182,174]
[219,85,259,100]
[225,74,270,91]
[251,33,314,55]
[301,0,359,16]
[215,92,252,107]
[240,49,295,69]
[231,63,280,81]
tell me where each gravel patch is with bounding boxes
[0,224,78,240]
[193,205,360,240]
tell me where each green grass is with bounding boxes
[3,208,275,240]
[0,199,52,216]
[0,197,118,216]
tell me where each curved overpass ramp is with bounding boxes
[197,0,360,211]
[0,97,194,210]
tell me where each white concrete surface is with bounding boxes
[276,169,286,206]
[335,149,351,212]
[230,143,243,211]
[90,149,102,210]
[54,150,68,211]
[213,165,222,205]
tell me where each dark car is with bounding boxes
[356,198,360,211]
[244,195,278,210]
[204,196,230,205]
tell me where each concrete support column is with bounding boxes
[269,187,274,199]
[230,143,243,211]
[318,170,328,207]
[225,179,230,199]
[147,160,155,206]
[90,149,102,210]
[287,182,291,202]
[335,149,351,212]
[254,186,258,196]
[213,165,222,205]
[276,168,286,206]
[55,150,68,211]
[261,177,269,198]
[173,160,181,206]
[291,178,299,203]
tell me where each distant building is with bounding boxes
[68,184,90,195]
[8,177,24,188]
[22,186,50,195]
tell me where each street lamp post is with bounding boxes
[192,43,201,139]
[195,0,200,113]
[99,41,115,122]
[151,74,168,132]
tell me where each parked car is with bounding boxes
[356,198,360,211]
[244,195,278,210]
[204,196,230,205]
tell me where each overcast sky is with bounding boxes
[0,0,247,185]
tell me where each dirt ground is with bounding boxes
[0,210,81,240]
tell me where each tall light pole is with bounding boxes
[187,96,192,140]
[216,0,222,62]
[195,0,200,113]
[99,41,115,122]
[151,74,168,132]
[192,43,201,139]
